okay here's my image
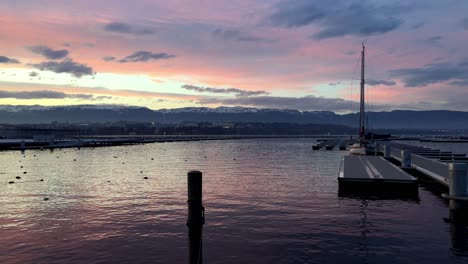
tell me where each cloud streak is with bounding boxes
[212,28,272,43]
[366,79,396,86]
[118,51,176,63]
[0,90,106,100]
[103,56,116,62]
[104,22,156,36]
[0,56,20,64]
[29,59,94,78]
[29,45,69,60]
[182,84,269,97]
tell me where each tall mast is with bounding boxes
[359,44,365,140]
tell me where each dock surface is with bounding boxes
[338,155,418,197]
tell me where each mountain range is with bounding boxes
[0,105,466,129]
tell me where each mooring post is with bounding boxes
[187,170,204,264]
[20,140,26,151]
[384,144,391,159]
[449,163,468,211]
[401,150,412,169]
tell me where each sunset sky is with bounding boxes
[0,0,467,112]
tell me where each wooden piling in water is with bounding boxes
[187,170,204,264]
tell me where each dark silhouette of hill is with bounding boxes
[0,105,466,129]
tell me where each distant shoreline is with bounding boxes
[0,135,350,151]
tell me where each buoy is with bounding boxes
[43,197,49,201]
[20,166,23,168]
[8,181,14,184]
[73,159,76,161]
[140,171,143,173]
[23,171,27,174]
[40,179,44,181]
[122,162,125,164]
[16,176,21,179]
[144,176,148,179]
[151,158,154,160]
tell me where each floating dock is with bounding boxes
[312,138,354,151]
[376,141,468,188]
[338,155,418,197]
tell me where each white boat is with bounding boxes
[349,142,366,155]
[350,44,368,155]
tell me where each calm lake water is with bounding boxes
[1,138,468,264]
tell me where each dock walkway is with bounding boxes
[377,142,468,187]
[338,155,418,197]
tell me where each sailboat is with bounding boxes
[349,44,368,155]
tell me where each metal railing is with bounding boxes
[390,148,402,161]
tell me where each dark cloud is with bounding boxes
[103,56,116,62]
[0,90,97,100]
[104,22,156,36]
[424,35,442,46]
[269,1,404,39]
[449,80,468,86]
[344,51,357,56]
[329,82,342,86]
[212,28,272,43]
[269,1,325,28]
[92,95,113,101]
[29,59,94,78]
[29,45,69,60]
[366,79,396,86]
[118,51,175,63]
[460,18,468,30]
[410,22,425,30]
[182,84,269,97]
[83,43,95,48]
[0,56,20,64]
[390,60,468,87]
[458,58,468,67]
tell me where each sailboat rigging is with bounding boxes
[350,44,368,155]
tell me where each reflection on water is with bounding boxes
[0,138,467,263]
